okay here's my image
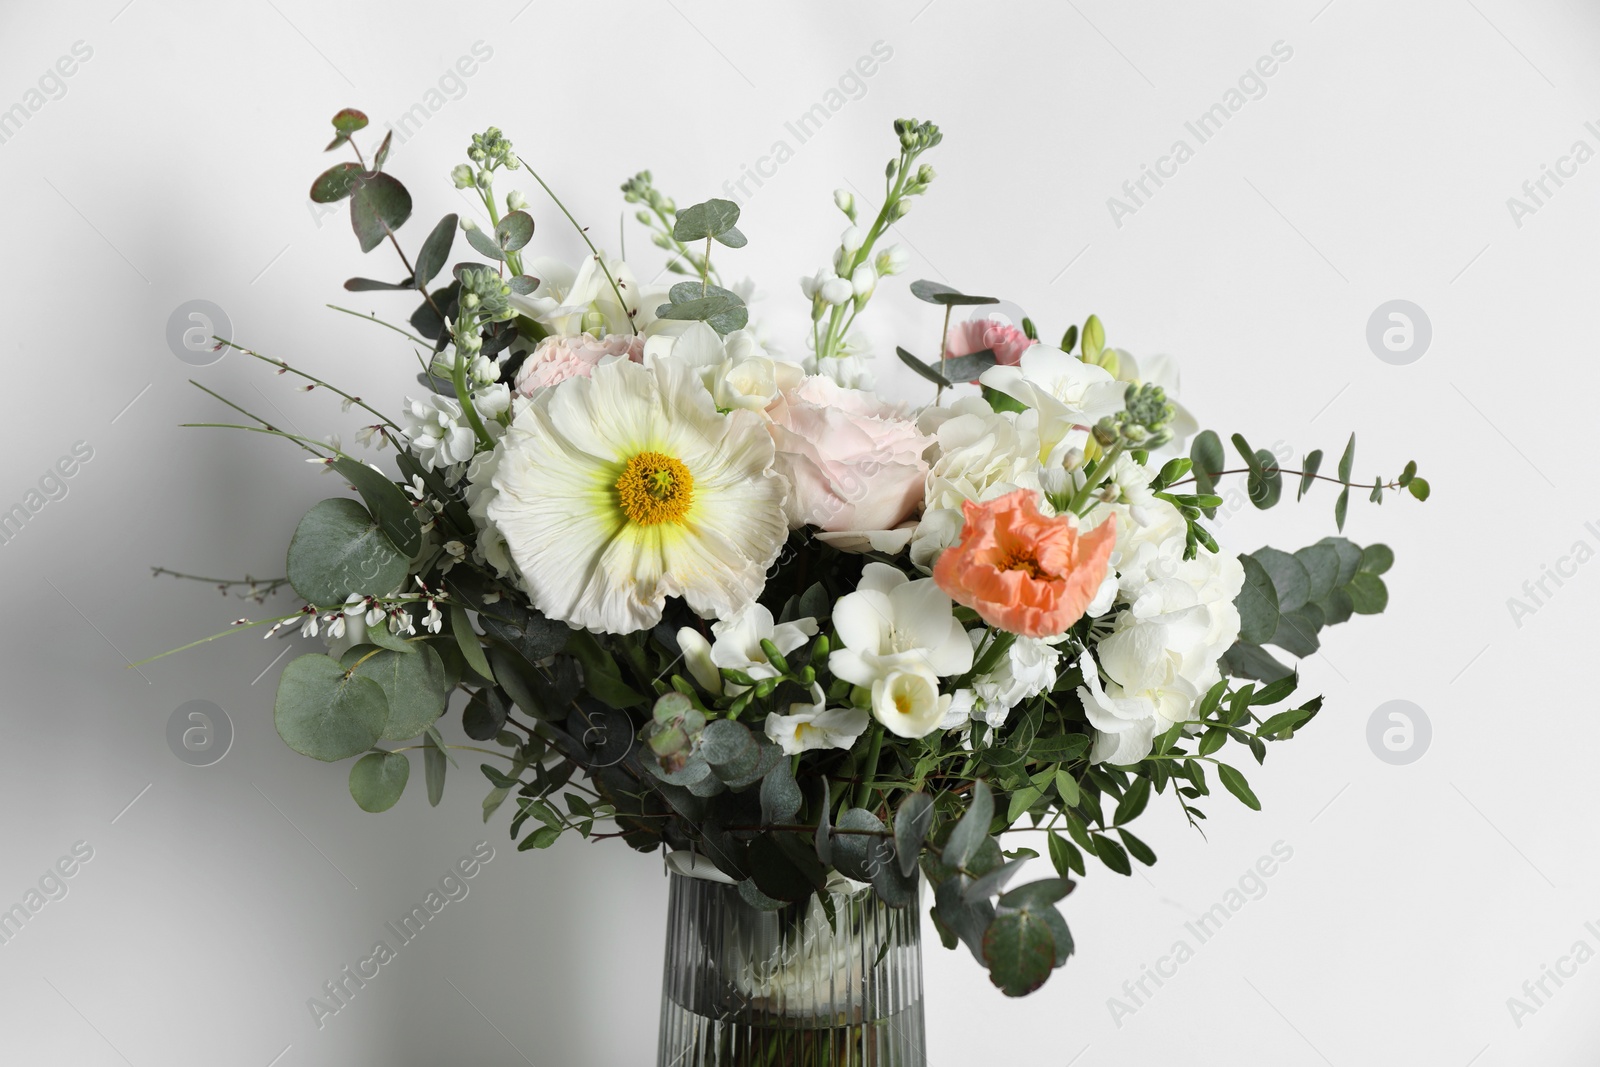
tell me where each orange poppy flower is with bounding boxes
[933,489,1116,638]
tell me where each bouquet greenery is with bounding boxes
[152,110,1426,1000]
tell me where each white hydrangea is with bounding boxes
[909,397,1043,573]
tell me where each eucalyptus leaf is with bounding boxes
[1294,544,1340,602]
[759,758,802,825]
[941,348,999,383]
[982,909,1056,997]
[310,162,363,203]
[1298,449,1323,501]
[832,807,888,883]
[494,210,534,252]
[422,730,447,806]
[348,644,449,740]
[286,498,409,608]
[896,346,952,388]
[274,653,389,762]
[909,279,999,306]
[894,793,935,877]
[464,225,504,261]
[331,108,368,133]
[350,172,413,253]
[414,214,457,288]
[343,277,412,291]
[1251,547,1310,614]
[331,459,422,558]
[672,199,741,241]
[1190,430,1225,509]
[713,225,747,248]
[349,750,409,812]
[943,779,994,871]
[1345,572,1389,614]
[1234,554,1281,645]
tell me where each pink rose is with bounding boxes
[767,376,931,535]
[513,333,645,395]
[944,319,1035,381]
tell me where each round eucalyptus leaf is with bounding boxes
[349,750,410,812]
[982,909,1056,997]
[351,171,413,253]
[274,654,389,762]
[286,497,410,607]
[494,210,534,252]
[349,643,450,741]
[1234,554,1280,646]
[310,162,363,204]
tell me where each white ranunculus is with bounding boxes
[870,664,950,739]
[829,562,973,688]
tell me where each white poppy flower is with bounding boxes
[487,358,788,633]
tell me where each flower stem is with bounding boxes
[854,722,886,809]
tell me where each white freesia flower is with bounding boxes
[909,397,1044,573]
[765,684,870,755]
[676,604,818,696]
[870,664,950,739]
[829,562,973,688]
[979,346,1126,465]
[402,394,478,471]
[487,358,788,633]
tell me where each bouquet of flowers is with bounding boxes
[154,111,1426,1021]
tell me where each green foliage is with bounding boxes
[349,751,410,812]
[274,653,389,762]
[654,281,748,335]
[285,498,410,607]
[343,643,449,740]
[350,172,412,253]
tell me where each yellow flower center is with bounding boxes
[894,691,913,715]
[615,451,694,526]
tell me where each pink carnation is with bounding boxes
[767,376,931,534]
[513,333,645,395]
[944,319,1035,382]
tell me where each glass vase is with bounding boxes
[656,857,926,1066]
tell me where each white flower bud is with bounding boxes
[451,164,474,189]
[460,217,479,232]
[891,199,912,220]
[839,226,865,255]
[1062,448,1085,471]
[851,263,876,298]
[874,244,910,276]
[506,190,527,211]
[819,277,854,305]
[833,189,854,216]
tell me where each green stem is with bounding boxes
[854,722,886,809]
[326,304,429,346]
[1067,442,1125,516]
[516,154,637,336]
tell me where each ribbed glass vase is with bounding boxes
[656,857,926,1066]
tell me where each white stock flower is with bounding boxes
[979,347,1126,465]
[819,277,853,305]
[402,394,478,471]
[473,382,512,420]
[765,685,870,755]
[874,244,909,276]
[870,664,951,739]
[829,562,973,688]
[463,448,516,579]
[967,632,1062,729]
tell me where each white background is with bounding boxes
[1,0,1595,1064]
